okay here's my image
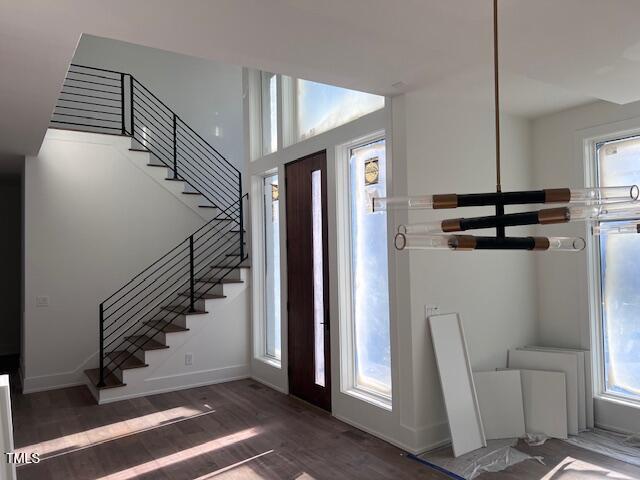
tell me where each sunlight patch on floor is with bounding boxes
[540,456,633,479]
[17,405,214,463]
[95,426,263,480]
[192,450,274,479]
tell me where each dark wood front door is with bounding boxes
[285,150,331,411]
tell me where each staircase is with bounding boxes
[50,64,249,402]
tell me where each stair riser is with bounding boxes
[208,268,242,281]
[124,331,164,353]
[194,283,225,296]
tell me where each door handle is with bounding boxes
[322,306,330,330]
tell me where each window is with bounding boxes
[296,79,384,141]
[344,138,391,400]
[263,173,281,360]
[595,136,640,400]
[312,170,326,386]
[261,72,278,155]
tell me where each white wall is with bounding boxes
[532,98,640,433]
[0,177,21,356]
[72,34,244,173]
[23,130,205,392]
[398,81,539,450]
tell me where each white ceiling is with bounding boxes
[2,0,640,157]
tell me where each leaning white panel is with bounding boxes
[508,349,579,435]
[524,345,593,429]
[429,313,486,457]
[520,369,568,439]
[473,370,525,440]
[0,375,17,480]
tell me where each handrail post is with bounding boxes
[120,73,125,135]
[189,235,195,312]
[129,75,135,138]
[173,114,178,179]
[239,177,245,260]
[98,303,106,387]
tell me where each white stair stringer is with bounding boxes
[46,130,220,221]
[86,268,250,404]
[118,136,219,220]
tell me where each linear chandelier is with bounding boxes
[373,0,640,252]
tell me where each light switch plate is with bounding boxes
[185,353,193,366]
[36,296,50,307]
[425,304,440,318]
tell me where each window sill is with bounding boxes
[344,387,392,411]
[597,392,640,410]
[255,356,282,369]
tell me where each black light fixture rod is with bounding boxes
[466,236,544,250]
[440,207,570,232]
[432,188,570,208]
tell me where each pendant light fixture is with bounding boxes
[375,0,640,252]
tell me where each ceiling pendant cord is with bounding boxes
[493,0,505,237]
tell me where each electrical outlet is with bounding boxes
[425,304,440,318]
[185,353,193,366]
[36,296,49,307]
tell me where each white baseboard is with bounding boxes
[332,413,449,455]
[249,375,287,394]
[97,364,250,404]
[22,352,97,394]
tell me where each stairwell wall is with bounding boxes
[72,34,245,174]
[22,130,222,392]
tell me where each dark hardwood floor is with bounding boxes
[11,378,640,479]
[11,379,444,479]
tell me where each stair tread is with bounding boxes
[209,263,251,269]
[85,368,126,389]
[129,148,150,152]
[144,319,189,333]
[146,163,168,168]
[197,277,244,284]
[182,191,200,195]
[124,335,168,350]
[179,292,226,300]
[161,304,208,314]
[199,205,218,209]
[165,177,184,182]
[106,351,148,370]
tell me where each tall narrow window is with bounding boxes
[349,139,391,397]
[261,72,278,155]
[263,174,281,360]
[312,170,325,386]
[596,136,640,400]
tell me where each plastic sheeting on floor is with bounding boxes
[413,438,544,479]
[564,428,640,468]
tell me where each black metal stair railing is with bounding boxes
[98,195,247,386]
[50,64,247,387]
